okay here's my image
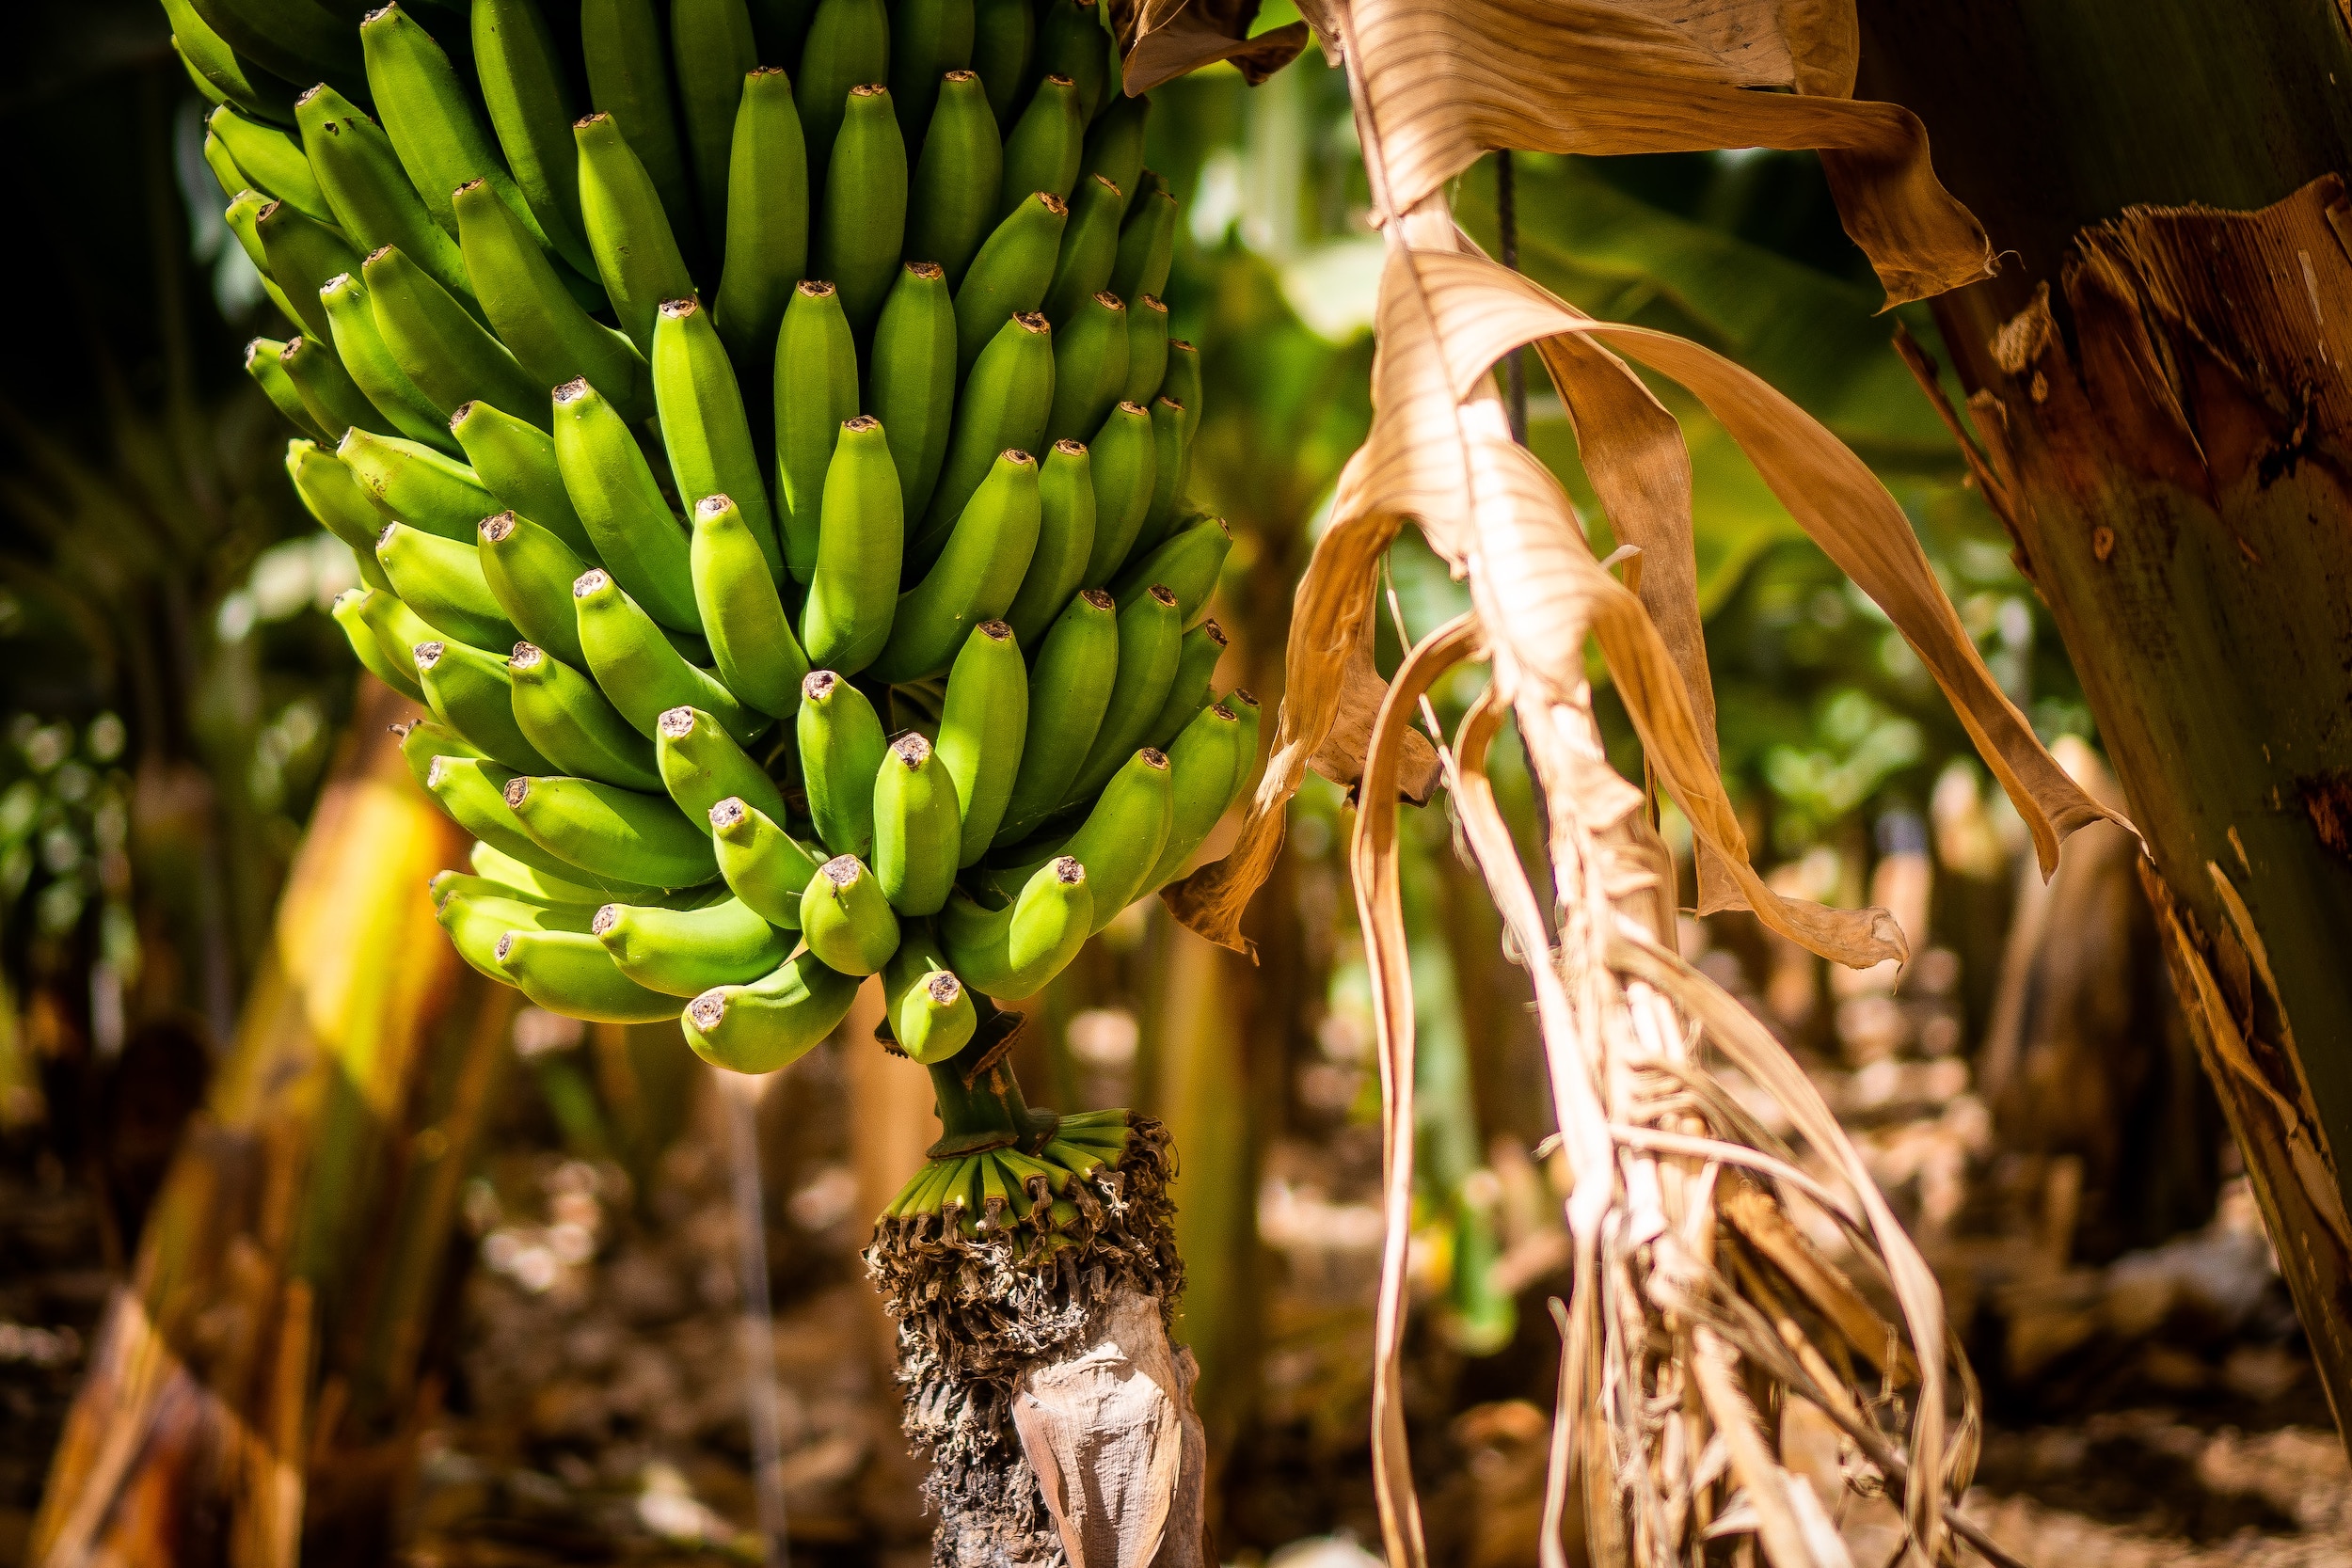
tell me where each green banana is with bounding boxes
[165,0,300,126]
[426,754,648,892]
[802,415,903,674]
[1079,399,1153,584]
[504,772,720,888]
[320,272,461,451]
[712,67,809,370]
[996,74,1083,221]
[876,449,1041,683]
[455,176,653,420]
[939,855,1089,999]
[355,586,443,690]
[204,130,251,203]
[657,705,789,827]
[1042,290,1125,443]
[1058,745,1172,929]
[1115,512,1230,625]
[994,587,1117,845]
[438,893,596,980]
[1107,182,1175,305]
[362,244,548,426]
[279,334,386,443]
[573,567,764,739]
[671,0,759,251]
[509,641,663,789]
[1041,172,1122,327]
[580,0,699,248]
[951,189,1066,374]
[1079,87,1147,214]
[254,198,360,344]
[1120,291,1168,408]
[920,310,1054,555]
[934,619,1026,865]
[799,853,900,974]
[904,71,999,290]
[871,732,960,915]
[247,338,326,442]
[882,924,976,1063]
[338,427,499,540]
[472,0,596,276]
[292,440,396,592]
[393,715,485,790]
[294,86,477,313]
[1143,616,1226,752]
[1163,337,1202,450]
[1140,697,1242,891]
[469,838,609,904]
[431,869,598,919]
[1035,0,1107,121]
[223,189,303,330]
[887,0,973,145]
[1066,581,1180,802]
[496,926,684,1022]
[690,494,810,718]
[653,295,778,576]
[867,263,957,522]
[814,84,908,339]
[682,950,860,1072]
[361,3,549,251]
[333,588,425,698]
[594,895,787,995]
[453,403,598,560]
[968,0,1032,127]
[795,0,890,189]
[771,279,862,579]
[551,379,702,631]
[377,522,521,651]
[1002,438,1092,648]
[797,670,885,856]
[575,111,697,353]
[415,638,555,772]
[183,0,359,128]
[709,796,822,927]
[1130,393,1189,556]
[209,103,331,223]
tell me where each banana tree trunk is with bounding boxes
[1855,0,2352,1445]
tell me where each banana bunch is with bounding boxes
[181,0,1261,1126]
[880,1105,1131,1240]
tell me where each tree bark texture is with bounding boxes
[1858,0,2352,1444]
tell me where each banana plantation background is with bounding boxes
[2,3,2345,1565]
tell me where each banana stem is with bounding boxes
[920,992,1060,1153]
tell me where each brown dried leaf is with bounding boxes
[1109,0,1313,92]
[1304,621,1446,805]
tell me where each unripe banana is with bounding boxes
[1108,182,1176,308]
[1059,745,1172,929]
[939,855,1089,999]
[1064,581,1180,802]
[1041,172,1122,327]
[294,441,397,592]
[439,892,596,980]
[595,895,787,995]
[453,404,598,561]
[496,926,683,1022]
[455,176,653,420]
[1115,512,1230,625]
[1003,438,1093,647]
[294,86,477,313]
[339,428,499,539]
[575,111,696,353]
[574,568,764,740]
[683,949,860,1072]
[320,272,460,451]
[1078,89,1147,215]
[920,311,1054,556]
[814,85,909,341]
[689,494,810,718]
[1079,399,1153,584]
[968,0,1033,126]
[671,0,758,252]
[1163,337,1202,450]
[362,243,548,426]
[551,378,702,631]
[772,280,863,579]
[209,103,332,223]
[934,619,1026,865]
[797,670,885,856]
[868,262,958,520]
[377,522,522,651]
[996,74,1083,221]
[254,198,360,344]
[279,334,388,443]
[796,0,890,188]
[247,338,326,442]
[653,295,779,577]
[712,67,809,371]
[333,588,426,699]
[1042,290,1125,444]
[799,416,904,673]
[657,705,789,828]
[581,0,699,247]
[1120,292,1168,409]
[1140,697,1242,893]
[872,732,960,915]
[709,796,822,927]
[414,638,553,772]
[505,771,720,888]
[470,838,610,904]
[426,754,644,891]
[1143,616,1226,752]
[905,71,1000,290]
[167,0,299,127]
[354,585,442,690]
[392,716,485,791]
[509,641,664,789]
[223,189,287,309]
[875,449,1041,683]
[888,0,974,145]
[882,923,976,1063]
[1225,685,1262,775]
[473,0,596,275]
[799,853,900,974]
[202,125,250,201]
[951,190,1066,374]
[994,587,1117,845]
[1037,0,1109,119]
[1131,394,1189,555]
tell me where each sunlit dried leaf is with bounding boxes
[1304,623,1445,805]
[1108,0,1313,92]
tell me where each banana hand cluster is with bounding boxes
[882,1105,1132,1238]
[189,0,1260,1091]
